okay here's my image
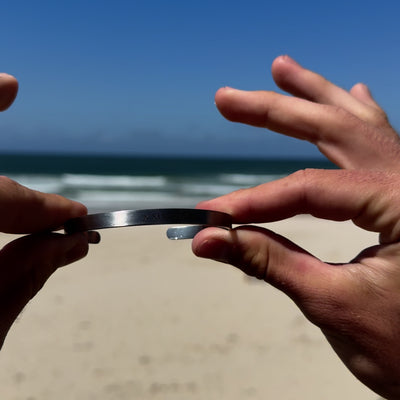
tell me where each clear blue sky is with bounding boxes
[1,0,399,157]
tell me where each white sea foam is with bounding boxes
[8,171,280,213]
[9,175,65,194]
[176,183,241,197]
[218,173,282,186]
[62,174,167,189]
[1,155,328,213]
[74,190,201,212]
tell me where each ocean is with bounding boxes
[0,153,335,212]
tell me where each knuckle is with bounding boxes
[0,175,18,189]
[245,246,270,280]
[289,167,318,191]
[329,104,355,123]
[309,104,355,143]
[229,227,270,281]
[365,107,390,129]
[0,175,32,201]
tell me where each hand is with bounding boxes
[0,231,89,348]
[215,55,400,171]
[193,56,400,399]
[0,73,92,348]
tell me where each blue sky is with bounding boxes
[1,0,400,157]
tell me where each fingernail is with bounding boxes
[217,86,238,94]
[280,55,300,66]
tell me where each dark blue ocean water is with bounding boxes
[0,153,335,212]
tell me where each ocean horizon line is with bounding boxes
[0,151,334,175]
[0,149,326,160]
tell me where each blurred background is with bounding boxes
[1,0,399,211]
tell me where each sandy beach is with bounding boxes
[0,216,381,399]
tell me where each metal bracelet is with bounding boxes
[64,208,232,240]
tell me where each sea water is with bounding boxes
[0,153,335,212]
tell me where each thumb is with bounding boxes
[192,225,332,304]
[0,73,18,111]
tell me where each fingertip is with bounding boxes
[71,201,88,217]
[43,196,88,232]
[195,199,215,210]
[87,231,101,244]
[215,86,254,123]
[192,227,231,261]
[0,73,18,111]
[271,55,303,90]
[215,86,237,108]
[215,86,236,95]
[350,82,372,97]
[195,198,235,222]
[272,54,300,68]
[350,82,369,94]
[47,194,87,221]
[349,82,381,109]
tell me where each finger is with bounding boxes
[0,176,87,234]
[197,169,400,244]
[87,231,101,244]
[0,232,89,346]
[272,56,362,108]
[271,56,391,129]
[0,74,18,111]
[349,83,384,109]
[215,87,400,170]
[0,232,88,293]
[192,225,345,314]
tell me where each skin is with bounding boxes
[0,73,92,347]
[192,56,400,399]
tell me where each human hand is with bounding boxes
[0,231,89,348]
[193,57,400,398]
[193,170,400,398]
[215,55,400,171]
[0,73,92,348]
[0,173,92,350]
